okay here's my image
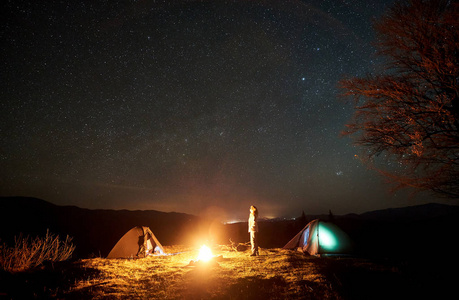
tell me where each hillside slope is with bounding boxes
[0,197,218,258]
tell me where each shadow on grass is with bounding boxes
[0,260,101,299]
[316,256,457,300]
[180,260,325,300]
[181,267,289,300]
[226,276,288,300]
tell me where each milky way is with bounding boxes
[1,0,442,220]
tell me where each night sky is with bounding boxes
[1,0,448,221]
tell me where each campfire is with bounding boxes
[197,245,213,262]
[187,245,223,267]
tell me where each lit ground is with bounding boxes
[1,245,455,299]
[71,246,337,299]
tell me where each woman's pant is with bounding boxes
[250,231,258,255]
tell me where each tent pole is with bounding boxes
[317,220,320,255]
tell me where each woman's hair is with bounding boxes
[250,205,258,218]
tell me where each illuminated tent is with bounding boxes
[283,219,352,256]
[107,226,164,258]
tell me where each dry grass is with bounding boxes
[1,244,455,299]
[0,230,75,272]
[69,246,338,299]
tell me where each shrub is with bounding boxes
[0,230,76,272]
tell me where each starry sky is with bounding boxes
[1,0,448,221]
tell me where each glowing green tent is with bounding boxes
[283,219,352,256]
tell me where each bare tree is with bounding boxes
[340,0,459,198]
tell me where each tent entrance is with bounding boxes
[283,219,352,256]
[107,226,164,259]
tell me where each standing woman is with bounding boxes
[248,205,259,256]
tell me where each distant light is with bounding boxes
[224,220,242,224]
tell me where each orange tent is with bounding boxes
[107,226,164,258]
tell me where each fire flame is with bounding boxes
[197,245,213,262]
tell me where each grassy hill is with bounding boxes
[1,198,459,298]
[1,245,456,299]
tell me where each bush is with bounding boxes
[0,230,76,272]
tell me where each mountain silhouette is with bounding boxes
[0,197,219,258]
[1,197,458,259]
